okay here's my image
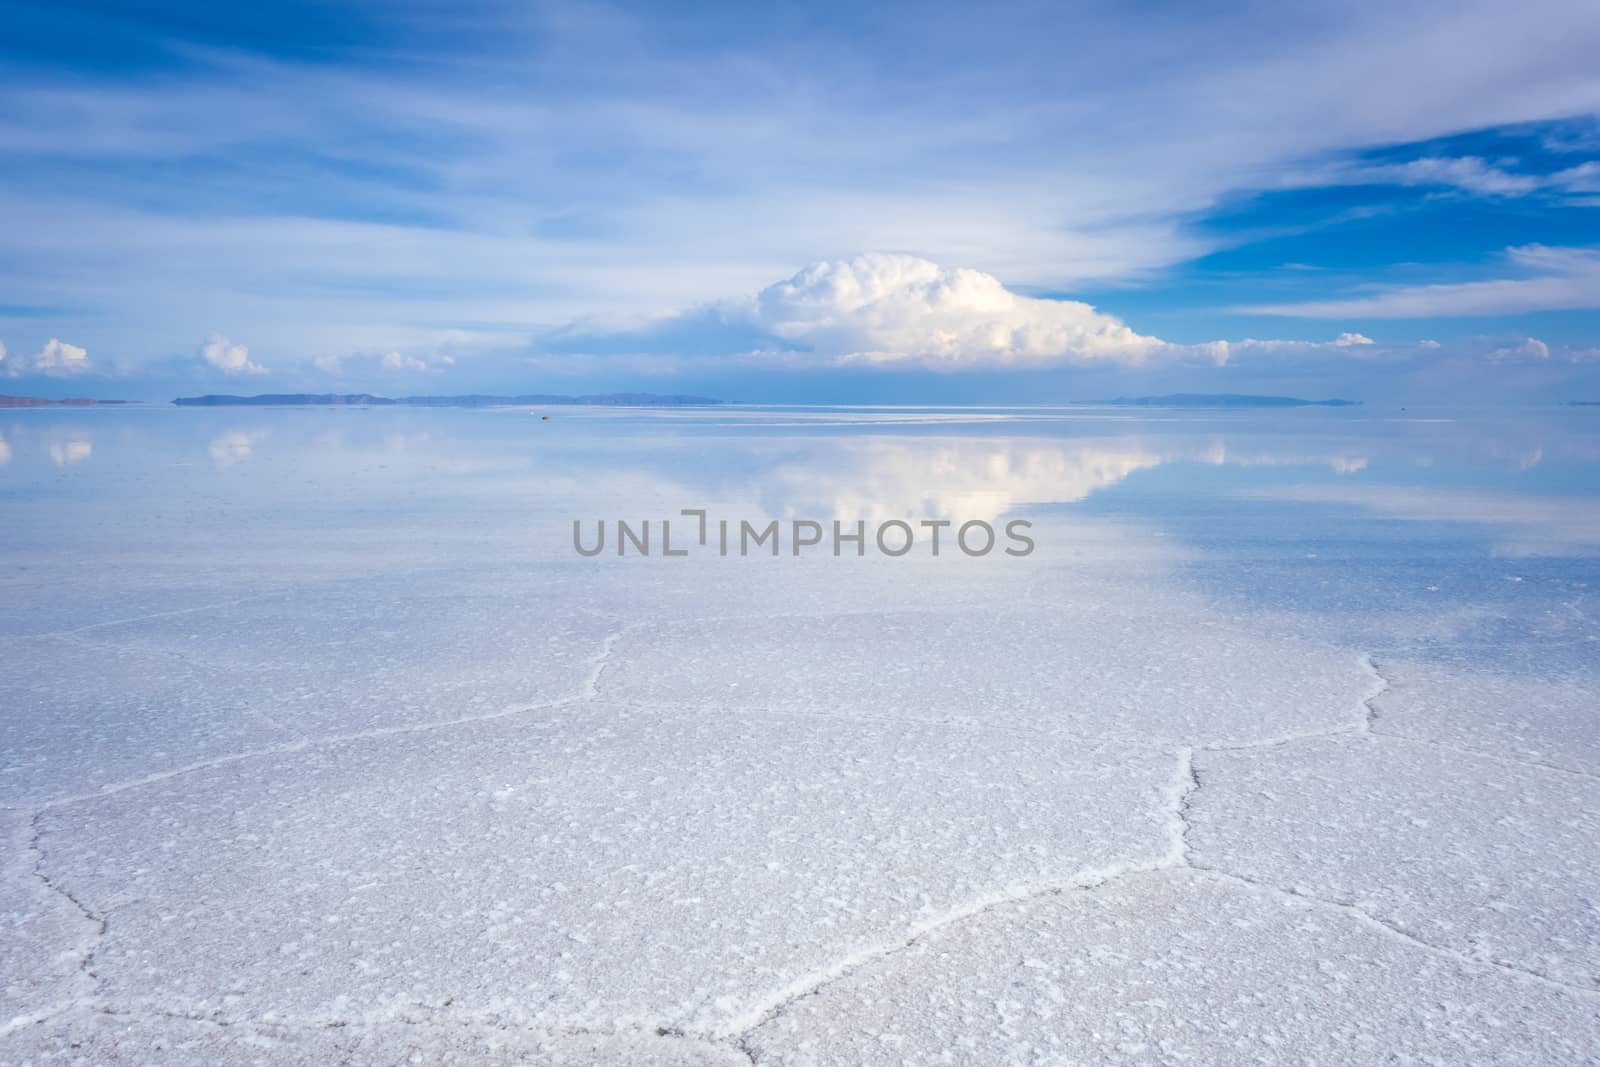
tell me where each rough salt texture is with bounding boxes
[599,608,1374,747]
[0,1008,751,1066]
[1367,654,1600,776]
[0,585,617,808]
[0,811,97,1036]
[1189,735,1600,990]
[32,705,1178,1036]
[743,870,1600,1066]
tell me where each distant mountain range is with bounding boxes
[0,394,133,407]
[1105,394,1360,407]
[172,392,723,407]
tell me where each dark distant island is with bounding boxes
[172,392,723,407]
[1105,394,1360,408]
[0,394,133,408]
[1569,401,1600,407]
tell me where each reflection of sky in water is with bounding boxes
[2,403,1594,699]
[4,406,1597,555]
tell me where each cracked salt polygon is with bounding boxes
[743,869,1600,1065]
[32,705,1176,1036]
[1189,734,1600,990]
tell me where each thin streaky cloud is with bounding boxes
[1237,246,1600,319]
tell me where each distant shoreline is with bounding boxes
[1104,394,1360,408]
[0,394,134,408]
[171,392,723,408]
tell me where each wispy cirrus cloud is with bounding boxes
[1237,245,1600,318]
[1283,154,1600,199]
[1342,156,1542,197]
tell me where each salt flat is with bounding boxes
[2,405,1597,1064]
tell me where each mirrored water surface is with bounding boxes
[4,403,1596,642]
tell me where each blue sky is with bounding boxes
[2,0,1600,403]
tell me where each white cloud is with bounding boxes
[1192,334,1394,363]
[315,347,460,375]
[380,350,456,372]
[1552,161,1600,193]
[381,351,428,371]
[1187,331,1592,378]
[18,338,93,377]
[201,333,267,375]
[1351,156,1542,197]
[562,255,1484,375]
[1390,157,1541,196]
[1286,154,1600,202]
[1489,337,1550,362]
[729,254,1170,369]
[1240,245,1600,318]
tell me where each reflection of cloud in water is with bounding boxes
[0,434,10,465]
[209,430,268,468]
[1190,438,1368,474]
[48,438,92,466]
[1490,444,1543,471]
[770,440,1166,522]
[1243,485,1600,557]
[765,437,1375,522]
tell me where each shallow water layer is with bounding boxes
[2,404,1597,1064]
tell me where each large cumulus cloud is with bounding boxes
[534,252,1578,395]
[733,254,1171,369]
